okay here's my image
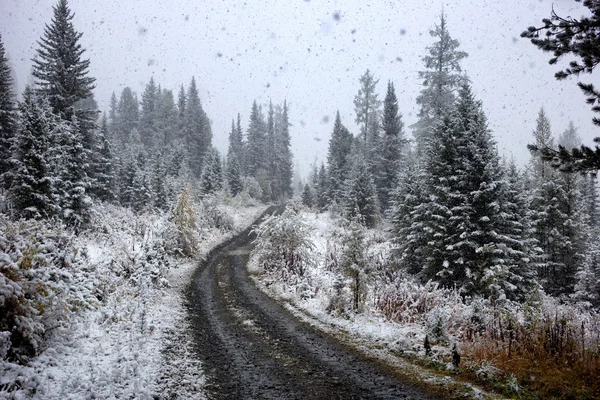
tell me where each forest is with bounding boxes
[1,0,600,399]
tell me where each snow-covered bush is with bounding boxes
[0,216,93,363]
[242,176,263,201]
[171,185,199,257]
[201,195,234,233]
[253,205,315,280]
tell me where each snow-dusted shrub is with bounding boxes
[242,176,263,201]
[0,216,93,363]
[253,205,315,280]
[201,195,234,232]
[376,279,462,324]
[339,218,371,311]
[172,185,199,257]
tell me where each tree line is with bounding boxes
[301,13,600,306]
[0,0,294,230]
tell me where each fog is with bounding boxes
[2,0,596,176]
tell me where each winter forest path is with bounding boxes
[186,206,434,400]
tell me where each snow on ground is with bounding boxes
[1,202,266,400]
[249,209,503,400]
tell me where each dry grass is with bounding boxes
[460,305,600,399]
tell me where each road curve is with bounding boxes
[186,206,435,400]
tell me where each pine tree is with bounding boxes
[327,111,354,204]
[413,13,468,153]
[200,148,223,196]
[301,183,313,208]
[315,163,328,211]
[151,154,168,211]
[226,154,243,197]
[246,100,267,176]
[53,116,91,226]
[389,161,430,276]
[140,77,158,147]
[354,69,381,143]
[275,101,293,199]
[184,77,212,178]
[266,101,277,201]
[115,87,139,144]
[227,116,244,169]
[0,34,17,188]
[8,88,58,219]
[527,108,582,296]
[108,91,117,127]
[32,0,95,121]
[90,114,115,202]
[154,88,178,147]
[343,153,379,228]
[376,81,405,212]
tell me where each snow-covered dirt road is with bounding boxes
[186,207,434,400]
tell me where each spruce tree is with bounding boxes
[184,77,212,178]
[527,109,583,296]
[327,111,354,204]
[200,148,223,196]
[8,88,57,219]
[226,154,243,197]
[115,87,139,144]
[413,13,467,153]
[275,101,294,200]
[301,183,313,208]
[246,100,267,176]
[54,117,91,226]
[0,34,17,187]
[90,114,115,202]
[140,77,158,147]
[315,163,328,211]
[151,154,168,211]
[353,69,381,143]
[343,153,380,228]
[376,81,405,212]
[32,0,95,121]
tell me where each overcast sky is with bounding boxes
[1,0,597,176]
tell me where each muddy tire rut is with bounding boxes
[186,207,435,400]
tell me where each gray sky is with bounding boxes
[1,0,597,176]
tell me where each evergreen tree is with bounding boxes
[115,87,139,144]
[413,13,468,153]
[389,161,430,276]
[275,101,294,199]
[327,111,354,204]
[227,116,244,168]
[0,35,17,188]
[8,88,57,219]
[53,116,91,226]
[226,154,243,197]
[140,77,158,147]
[353,69,381,143]
[108,91,117,127]
[154,88,178,147]
[32,0,95,121]
[376,81,405,211]
[343,153,379,228]
[246,100,267,176]
[200,148,223,196]
[90,114,115,202]
[527,108,582,296]
[301,183,313,208]
[151,154,168,211]
[184,77,212,178]
[315,163,328,211]
[266,101,277,201]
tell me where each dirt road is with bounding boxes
[186,207,434,399]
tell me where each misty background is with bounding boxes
[1,0,595,176]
